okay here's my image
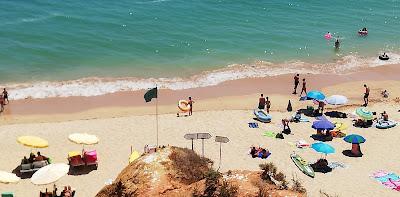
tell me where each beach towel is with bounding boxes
[295,140,310,148]
[328,162,348,169]
[263,131,276,138]
[248,122,259,128]
[371,171,400,192]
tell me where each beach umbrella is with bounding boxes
[311,142,335,155]
[326,95,348,105]
[355,107,373,120]
[307,91,325,101]
[17,136,48,148]
[344,134,366,144]
[31,163,69,185]
[312,120,335,130]
[129,151,140,163]
[0,171,20,184]
[68,133,99,145]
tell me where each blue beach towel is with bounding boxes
[375,173,400,183]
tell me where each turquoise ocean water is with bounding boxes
[1,0,400,99]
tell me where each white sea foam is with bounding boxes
[3,53,400,100]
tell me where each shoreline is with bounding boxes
[1,64,400,124]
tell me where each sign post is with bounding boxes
[197,133,212,157]
[184,133,197,150]
[215,136,229,171]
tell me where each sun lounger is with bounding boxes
[83,150,98,167]
[20,160,48,173]
[68,155,85,168]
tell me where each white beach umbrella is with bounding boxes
[0,171,20,184]
[31,163,69,185]
[68,133,99,145]
[326,95,348,105]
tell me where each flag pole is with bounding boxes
[156,86,159,147]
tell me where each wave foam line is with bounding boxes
[5,53,400,100]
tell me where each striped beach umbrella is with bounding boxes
[355,107,373,120]
[344,134,366,144]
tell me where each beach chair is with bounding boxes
[20,163,33,173]
[68,151,85,167]
[83,150,98,168]
[32,160,49,171]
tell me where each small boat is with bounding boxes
[376,119,397,129]
[290,153,315,178]
[358,30,368,35]
[379,55,389,61]
[253,109,272,123]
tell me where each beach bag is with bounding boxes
[287,100,292,112]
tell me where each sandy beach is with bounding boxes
[1,64,400,196]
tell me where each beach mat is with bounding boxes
[263,131,276,138]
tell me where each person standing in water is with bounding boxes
[2,88,8,105]
[300,78,307,96]
[266,97,271,114]
[293,74,299,94]
[188,96,194,116]
[335,37,340,49]
[258,94,266,110]
[363,84,370,106]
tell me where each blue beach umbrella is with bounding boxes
[355,107,373,120]
[311,142,335,155]
[344,134,366,144]
[312,120,335,130]
[307,91,325,101]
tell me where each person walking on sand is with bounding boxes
[258,94,266,110]
[2,88,8,105]
[0,95,4,112]
[363,84,370,106]
[266,97,271,114]
[293,74,299,94]
[188,96,194,116]
[300,78,307,96]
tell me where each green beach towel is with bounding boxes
[263,131,276,138]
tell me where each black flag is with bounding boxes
[144,87,157,102]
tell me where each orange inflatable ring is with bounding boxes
[178,100,190,112]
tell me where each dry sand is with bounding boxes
[0,66,400,196]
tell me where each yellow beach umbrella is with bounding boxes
[129,151,140,163]
[68,133,99,145]
[0,171,20,184]
[17,136,48,148]
[31,163,69,185]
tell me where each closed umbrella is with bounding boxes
[31,163,69,185]
[326,95,348,105]
[312,120,335,130]
[0,171,20,184]
[311,142,335,155]
[356,107,373,120]
[17,136,48,148]
[307,91,326,101]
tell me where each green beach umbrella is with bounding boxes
[343,134,366,144]
[355,107,373,120]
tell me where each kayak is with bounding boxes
[379,55,389,61]
[290,153,315,178]
[376,119,397,129]
[254,109,272,123]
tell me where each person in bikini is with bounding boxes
[363,84,370,106]
[300,78,307,96]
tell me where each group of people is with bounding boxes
[258,94,271,113]
[249,146,270,159]
[0,88,8,112]
[40,185,75,197]
[21,152,49,164]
